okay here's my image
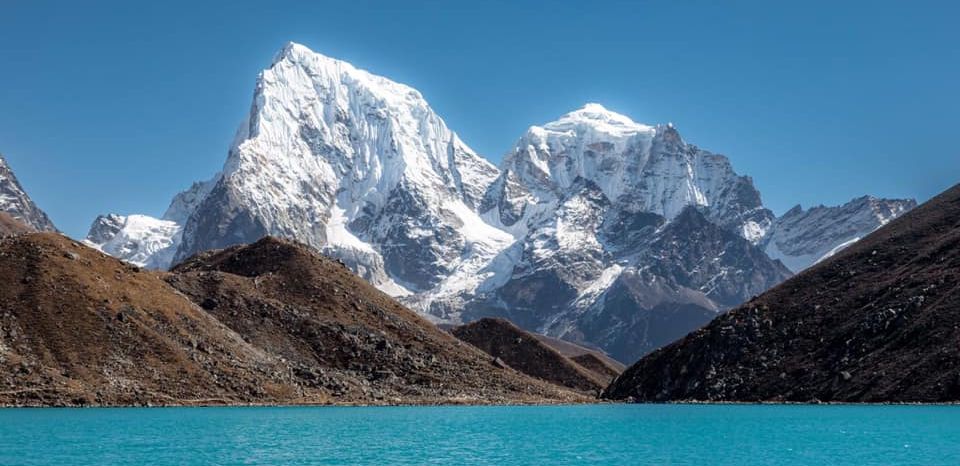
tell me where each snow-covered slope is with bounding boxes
[84,214,180,269]
[0,154,56,232]
[763,196,917,272]
[83,177,218,270]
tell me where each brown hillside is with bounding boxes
[0,234,585,406]
[605,184,960,403]
[0,233,303,406]
[167,237,585,405]
[451,318,606,393]
[570,353,623,384]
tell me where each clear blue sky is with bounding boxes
[2,0,957,238]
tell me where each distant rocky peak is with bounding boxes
[84,214,181,270]
[763,195,917,272]
[0,153,56,232]
[86,213,125,244]
[851,195,916,222]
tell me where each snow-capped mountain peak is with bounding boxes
[226,40,497,213]
[269,42,424,103]
[487,105,772,240]
[171,42,506,303]
[541,103,653,138]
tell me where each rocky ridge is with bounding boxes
[604,184,960,402]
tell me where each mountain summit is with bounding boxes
[86,43,914,362]
[172,41,506,300]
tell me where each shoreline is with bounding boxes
[3,400,959,409]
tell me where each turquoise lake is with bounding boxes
[1,404,958,465]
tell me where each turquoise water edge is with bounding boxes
[1,404,957,465]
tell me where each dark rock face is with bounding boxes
[479,171,529,227]
[370,184,463,292]
[644,207,793,308]
[85,214,124,244]
[174,177,308,265]
[0,154,56,232]
[604,184,960,403]
[494,270,581,329]
[592,208,790,364]
[577,272,720,365]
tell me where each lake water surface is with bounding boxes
[1,404,957,465]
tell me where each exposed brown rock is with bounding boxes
[0,234,586,406]
[604,183,960,403]
[452,318,606,393]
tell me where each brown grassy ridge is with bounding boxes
[0,233,588,407]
